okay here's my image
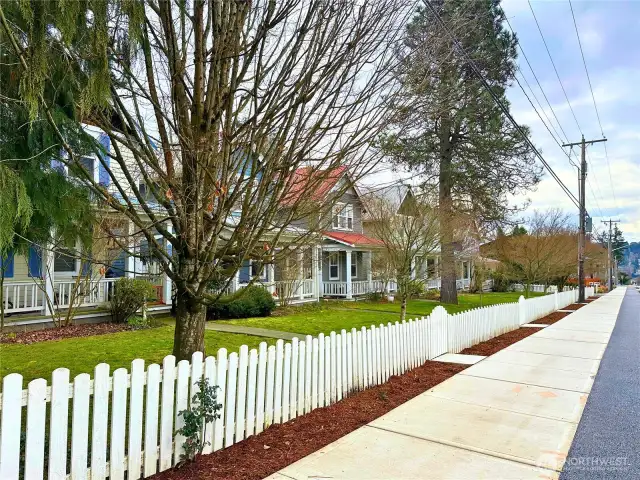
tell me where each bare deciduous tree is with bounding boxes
[1,0,412,359]
[364,185,439,321]
[490,209,576,297]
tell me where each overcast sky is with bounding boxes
[364,0,639,241]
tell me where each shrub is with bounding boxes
[489,270,510,292]
[422,288,440,301]
[176,378,222,463]
[402,280,425,299]
[110,278,155,323]
[127,314,150,330]
[206,285,276,320]
[365,291,384,302]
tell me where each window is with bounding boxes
[332,203,353,230]
[54,248,77,273]
[250,260,267,280]
[351,258,357,278]
[329,254,339,280]
[69,156,95,181]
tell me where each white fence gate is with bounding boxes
[0,288,593,479]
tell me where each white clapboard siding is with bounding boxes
[0,289,588,480]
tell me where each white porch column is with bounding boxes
[162,224,173,305]
[231,269,239,294]
[410,257,416,280]
[41,244,55,316]
[316,247,324,299]
[298,249,305,300]
[267,263,276,296]
[367,251,373,292]
[345,250,352,299]
[312,247,320,300]
[126,220,136,278]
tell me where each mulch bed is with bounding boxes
[562,303,587,311]
[530,311,571,325]
[459,327,539,356]
[151,361,467,480]
[0,322,132,345]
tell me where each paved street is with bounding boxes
[561,287,640,479]
[268,289,626,480]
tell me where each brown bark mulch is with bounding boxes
[459,327,539,356]
[530,311,571,325]
[0,322,132,344]
[562,302,588,311]
[151,361,467,480]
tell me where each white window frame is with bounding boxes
[250,259,268,281]
[329,254,340,280]
[332,203,354,231]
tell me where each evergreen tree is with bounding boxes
[382,0,541,304]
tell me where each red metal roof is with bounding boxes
[323,231,384,247]
[281,166,347,206]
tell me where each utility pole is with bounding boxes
[562,135,607,303]
[602,219,620,291]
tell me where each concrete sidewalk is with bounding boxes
[268,288,626,480]
[561,287,640,479]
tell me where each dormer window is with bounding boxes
[332,203,353,230]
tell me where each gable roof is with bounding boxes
[323,231,384,248]
[281,166,348,206]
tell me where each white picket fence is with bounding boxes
[0,287,592,480]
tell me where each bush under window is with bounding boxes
[206,285,276,320]
[110,278,155,323]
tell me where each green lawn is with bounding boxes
[1,292,547,384]
[218,292,546,337]
[218,307,399,336]
[0,322,275,384]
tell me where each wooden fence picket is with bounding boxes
[213,349,227,451]
[159,355,176,469]
[245,349,258,438]
[71,373,90,479]
[128,359,145,479]
[202,355,217,453]
[48,368,70,480]
[290,338,299,420]
[225,353,238,447]
[110,368,128,480]
[236,346,249,440]
[273,340,284,423]
[92,363,112,480]
[255,343,267,434]
[282,343,291,423]
[25,378,47,480]
[144,363,161,476]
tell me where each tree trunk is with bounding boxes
[400,290,407,322]
[173,289,207,361]
[439,126,458,304]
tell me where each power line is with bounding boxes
[422,0,581,212]
[505,16,570,143]
[506,7,608,216]
[528,0,583,134]
[568,0,619,213]
[513,71,600,216]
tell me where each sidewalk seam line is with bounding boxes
[459,372,593,393]
[365,424,563,473]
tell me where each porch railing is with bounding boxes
[1,281,45,314]
[54,278,117,308]
[1,278,117,316]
